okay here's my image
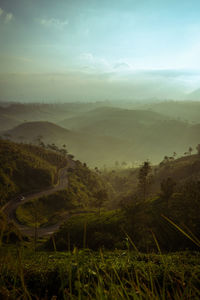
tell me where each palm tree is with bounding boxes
[138,161,152,202]
[188,146,193,155]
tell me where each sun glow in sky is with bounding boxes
[1,0,200,101]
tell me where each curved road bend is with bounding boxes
[2,160,75,237]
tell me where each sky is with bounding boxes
[0,0,200,102]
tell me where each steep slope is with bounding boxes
[15,159,107,228]
[107,153,200,203]
[0,140,67,204]
[45,153,200,252]
[150,154,200,195]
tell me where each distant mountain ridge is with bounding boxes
[4,121,131,167]
[1,104,200,167]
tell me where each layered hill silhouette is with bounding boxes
[4,121,131,166]
[143,101,200,123]
[0,102,109,131]
[59,106,166,135]
[1,104,200,166]
[59,106,200,162]
[0,103,74,131]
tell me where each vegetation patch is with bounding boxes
[0,140,68,205]
[0,248,200,299]
[16,190,74,227]
[45,210,125,250]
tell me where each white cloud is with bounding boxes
[39,18,68,29]
[113,60,134,72]
[79,53,112,72]
[79,53,137,73]
[0,7,14,23]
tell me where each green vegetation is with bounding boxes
[0,247,200,299]
[44,153,200,253]
[0,211,23,246]
[0,151,200,298]
[103,153,200,207]
[16,190,74,227]
[45,211,124,250]
[15,160,111,227]
[0,140,67,205]
[67,161,110,208]
[2,102,200,167]
[59,106,200,165]
[0,100,200,299]
[44,176,200,252]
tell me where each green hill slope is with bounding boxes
[45,154,200,252]
[3,105,200,166]
[15,156,108,228]
[0,140,67,205]
[0,102,107,131]
[142,101,200,123]
[4,121,133,167]
[59,106,167,136]
[2,104,200,166]
[59,106,200,162]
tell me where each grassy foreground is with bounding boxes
[0,246,200,299]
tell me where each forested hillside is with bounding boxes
[0,103,200,299]
[103,152,200,202]
[3,121,130,167]
[59,106,200,163]
[16,158,110,227]
[45,153,200,252]
[0,140,68,205]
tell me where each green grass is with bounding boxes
[0,246,200,299]
[1,198,200,299]
[45,210,125,251]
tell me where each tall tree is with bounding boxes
[188,146,193,155]
[160,177,176,208]
[138,161,152,202]
[94,189,108,215]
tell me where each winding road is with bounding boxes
[2,160,75,237]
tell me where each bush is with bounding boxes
[45,210,125,250]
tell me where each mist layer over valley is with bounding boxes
[0,100,199,167]
[1,0,200,298]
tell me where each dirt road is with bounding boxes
[2,160,75,237]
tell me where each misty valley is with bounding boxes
[1,101,200,167]
[0,100,200,299]
[1,0,200,297]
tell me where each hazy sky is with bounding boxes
[0,0,200,102]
